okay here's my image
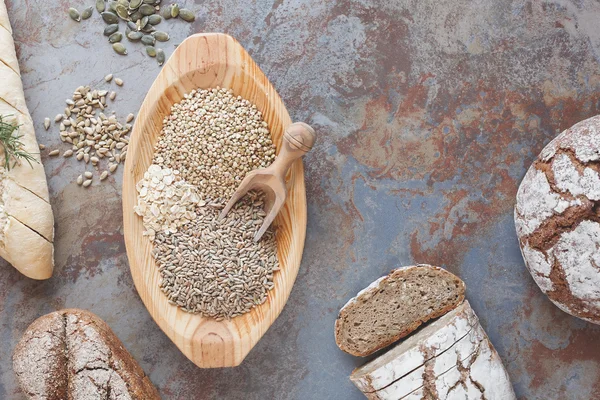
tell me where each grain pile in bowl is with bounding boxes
[134,87,280,320]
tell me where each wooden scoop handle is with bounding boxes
[270,122,316,177]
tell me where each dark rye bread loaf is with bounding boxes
[13,309,161,400]
[335,265,465,357]
[515,115,600,324]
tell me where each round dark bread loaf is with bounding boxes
[13,309,161,399]
[335,265,465,357]
[515,115,600,324]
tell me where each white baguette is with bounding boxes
[0,0,53,279]
[351,300,478,393]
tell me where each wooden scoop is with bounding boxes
[220,122,316,241]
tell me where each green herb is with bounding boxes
[0,115,38,170]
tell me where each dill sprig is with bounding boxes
[0,115,38,170]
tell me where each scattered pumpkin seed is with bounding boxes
[178,8,194,22]
[160,5,172,19]
[68,8,81,22]
[170,3,179,18]
[148,14,161,25]
[101,11,118,24]
[129,0,142,9]
[81,6,94,20]
[112,42,128,55]
[146,45,156,57]
[152,31,169,42]
[116,4,129,20]
[109,32,123,43]
[96,0,105,13]
[141,34,155,46]
[127,20,137,31]
[139,4,155,15]
[142,24,155,33]
[139,15,149,29]
[103,23,119,36]
[156,48,165,65]
[143,0,156,3]
[115,78,124,86]
[127,30,143,40]
[105,73,113,82]
[108,1,118,13]
[130,10,143,21]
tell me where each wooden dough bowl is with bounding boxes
[122,33,307,368]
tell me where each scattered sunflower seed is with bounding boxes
[49,149,60,156]
[112,42,128,55]
[105,74,113,82]
[68,8,81,22]
[126,113,135,123]
[109,31,123,43]
[110,91,117,100]
[83,179,92,187]
[100,171,109,180]
[115,78,124,86]
[77,175,84,185]
[63,150,74,157]
[44,118,50,130]
[84,171,93,179]
[39,144,46,150]
[54,114,63,123]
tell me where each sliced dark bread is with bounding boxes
[335,264,465,357]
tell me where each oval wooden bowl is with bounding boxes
[122,33,307,368]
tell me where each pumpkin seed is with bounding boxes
[117,0,129,7]
[156,48,165,65]
[116,4,129,20]
[103,24,119,36]
[127,20,137,31]
[112,42,128,55]
[109,31,123,43]
[160,5,172,19]
[141,34,155,46]
[101,11,118,24]
[81,6,94,20]
[130,10,142,21]
[139,15,149,28]
[127,30,143,41]
[108,1,119,13]
[68,7,81,22]
[141,24,155,33]
[96,0,105,13]
[146,45,156,57]
[170,3,179,17]
[139,4,155,15]
[152,31,169,42]
[129,0,142,9]
[148,14,161,25]
[143,0,156,3]
[178,8,194,22]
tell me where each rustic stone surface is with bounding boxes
[2,0,600,398]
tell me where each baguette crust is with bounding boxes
[13,309,161,400]
[335,265,466,357]
[0,0,54,279]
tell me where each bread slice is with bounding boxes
[335,265,465,357]
[351,300,478,393]
[13,309,161,400]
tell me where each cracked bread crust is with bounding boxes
[515,115,600,324]
[13,309,161,400]
[335,265,465,357]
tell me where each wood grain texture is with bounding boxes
[122,33,307,368]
